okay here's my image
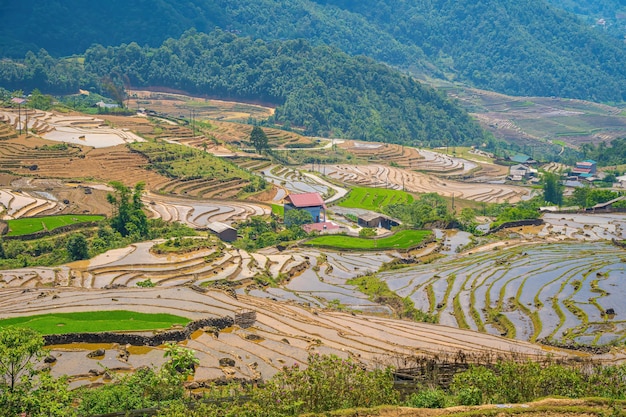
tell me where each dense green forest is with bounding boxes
[2,0,626,101]
[0,31,486,145]
[315,0,626,101]
[546,0,626,38]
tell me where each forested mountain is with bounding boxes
[546,0,626,38]
[2,0,626,101]
[0,31,485,145]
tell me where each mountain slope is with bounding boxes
[2,0,626,101]
[0,31,486,145]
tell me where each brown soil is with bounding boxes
[0,135,170,190]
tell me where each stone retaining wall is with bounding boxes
[43,316,235,346]
[487,218,544,234]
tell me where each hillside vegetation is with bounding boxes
[0,31,486,145]
[2,0,626,101]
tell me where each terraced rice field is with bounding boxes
[0,136,170,189]
[337,187,413,211]
[262,165,332,199]
[0,238,404,317]
[5,214,104,236]
[0,188,59,219]
[378,242,626,345]
[143,193,270,227]
[0,109,145,147]
[323,164,531,203]
[0,286,575,384]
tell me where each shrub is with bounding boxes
[256,354,398,414]
[406,387,448,408]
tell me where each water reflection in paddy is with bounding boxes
[377,242,626,344]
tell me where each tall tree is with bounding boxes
[542,172,564,205]
[107,182,148,238]
[0,326,45,393]
[250,126,269,153]
[66,233,89,261]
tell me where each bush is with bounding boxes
[256,354,398,414]
[406,387,448,408]
[456,387,483,406]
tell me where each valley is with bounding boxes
[1,96,626,396]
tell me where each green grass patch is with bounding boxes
[6,214,105,236]
[0,310,191,335]
[337,186,413,212]
[271,204,284,217]
[303,229,431,250]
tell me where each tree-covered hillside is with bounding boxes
[2,0,626,101]
[546,0,626,38]
[0,31,486,145]
[316,0,626,102]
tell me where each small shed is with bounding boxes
[207,221,237,242]
[588,196,626,212]
[284,192,326,224]
[357,213,401,230]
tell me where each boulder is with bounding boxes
[219,357,236,367]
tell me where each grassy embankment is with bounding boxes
[0,310,190,334]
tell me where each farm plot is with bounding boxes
[303,230,432,250]
[5,214,104,236]
[0,136,171,190]
[0,188,58,219]
[378,242,626,345]
[323,164,531,203]
[538,213,626,241]
[337,186,413,211]
[262,165,332,197]
[0,239,396,313]
[0,286,575,384]
[0,109,145,147]
[142,193,270,227]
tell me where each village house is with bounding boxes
[572,160,597,176]
[207,221,237,242]
[357,212,401,230]
[284,192,326,224]
[507,164,537,181]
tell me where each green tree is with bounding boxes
[458,207,478,233]
[107,181,148,238]
[0,327,75,416]
[384,193,450,228]
[66,233,89,261]
[250,126,269,152]
[0,327,45,392]
[284,208,313,227]
[359,227,377,238]
[542,172,563,205]
[27,88,53,110]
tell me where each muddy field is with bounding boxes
[448,86,626,149]
[0,286,578,386]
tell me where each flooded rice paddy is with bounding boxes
[378,242,626,345]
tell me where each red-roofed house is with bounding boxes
[284,192,326,224]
